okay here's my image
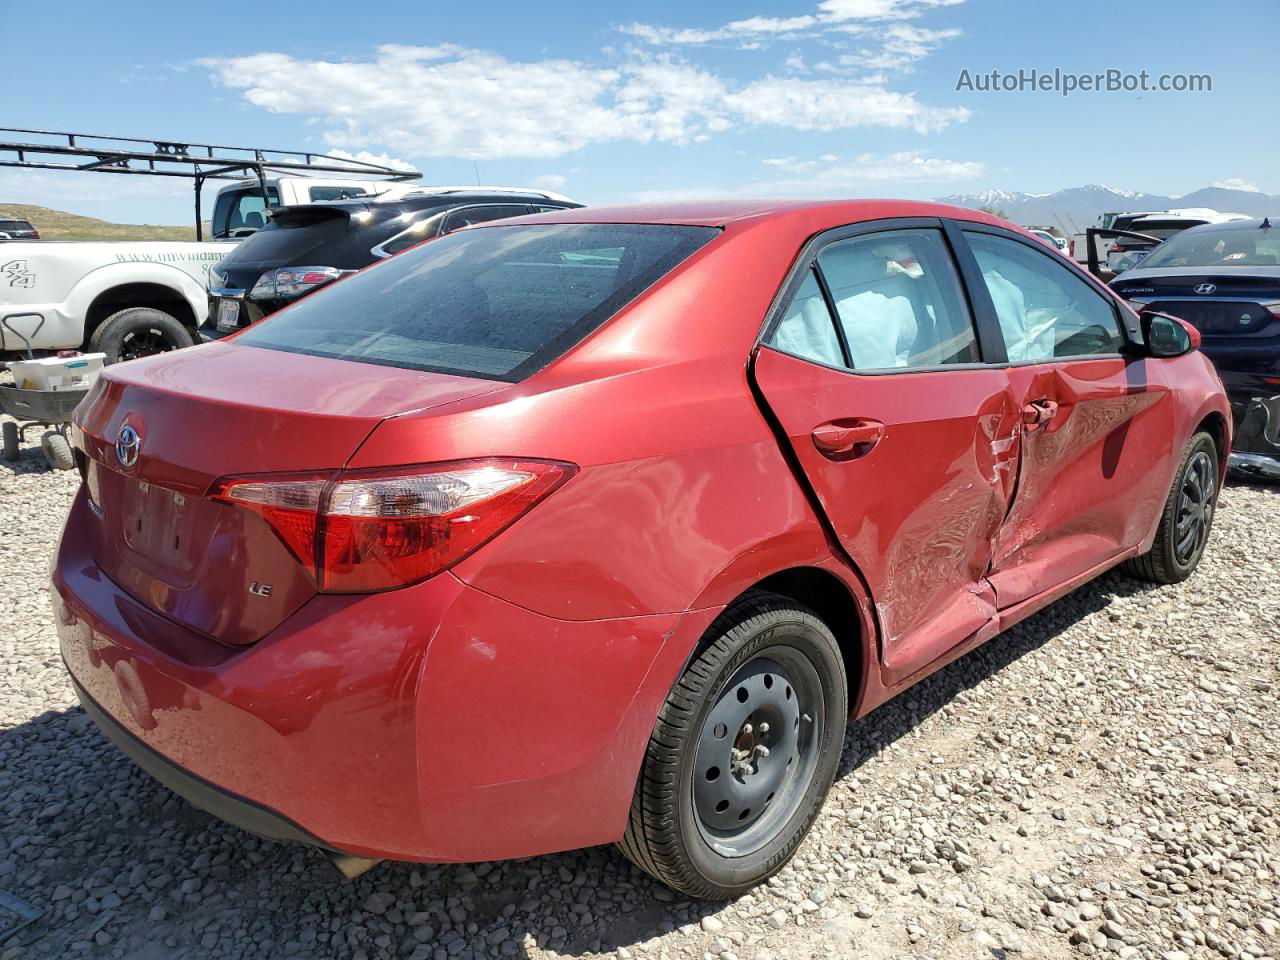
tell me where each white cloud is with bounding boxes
[324,149,417,173]
[758,150,983,189]
[622,0,965,48]
[201,45,969,160]
[1212,178,1261,193]
[829,25,962,70]
[530,174,567,189]
[628,150,981,202]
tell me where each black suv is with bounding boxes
[0,217,39,240]
[203,188,581,338]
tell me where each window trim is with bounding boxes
[758,217,993,376]
[947,221,1141,361]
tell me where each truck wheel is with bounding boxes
[41,431,75,471]
[90,307,194,364]
[617,591,848,899]
[3,421,19,461]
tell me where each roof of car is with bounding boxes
[1173,217,1275,233]
[477,198,1011,230]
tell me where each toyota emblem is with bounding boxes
[1193,283,1216,295]
[115,424,141,468]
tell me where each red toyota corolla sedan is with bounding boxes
[53,200,1229,899]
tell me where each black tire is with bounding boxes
[2,421,18,462]
[618,591,847,899]
[1123,431,1219,584]
[89,307,194,364]
[40,431,75,471]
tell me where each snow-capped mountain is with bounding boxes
[935,184,1279,230]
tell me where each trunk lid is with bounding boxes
[73,341,500,645]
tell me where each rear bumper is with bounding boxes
[70,674,343,852]
[53,490,717,862]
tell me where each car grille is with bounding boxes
[1148,300,1272,335]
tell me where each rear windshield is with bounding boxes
[236,223,718,380]
[1138,225,1280,269]
[223,212,352,262]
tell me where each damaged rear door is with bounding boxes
[750,220,1019,683]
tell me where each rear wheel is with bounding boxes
[618,591,847,899]
[89,307,194,364]
[1123,431,1219,584]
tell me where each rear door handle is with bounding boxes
[1021,399,1059,431]
[811,419,885,459]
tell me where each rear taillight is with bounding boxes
[212,459,576,592]
[249,265,352,301]
[1263,301,1280,319]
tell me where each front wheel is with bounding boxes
[1124,430,1219,584]
[89,307,194,364]
[618,592,847,899]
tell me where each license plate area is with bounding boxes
[216,298,242,332]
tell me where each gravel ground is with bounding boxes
[1,410,1277,960]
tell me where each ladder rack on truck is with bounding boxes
[0,127,421,240]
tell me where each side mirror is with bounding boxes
[1141,310,1198,358]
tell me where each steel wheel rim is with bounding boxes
[692,647,825,857]
[1174,450,1215,565]
[119,327,180,362]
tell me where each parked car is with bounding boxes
[54,200,1228,899]
[1027,228,1069,254]
[1106,212,1251,274]
[202,187,580,338]
[0,176,418,363]
[0,217,39,240]
[1112,216,1280,479]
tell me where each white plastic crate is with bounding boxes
[7,353,106,391]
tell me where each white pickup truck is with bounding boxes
[0,175,406,363]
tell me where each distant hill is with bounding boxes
[0,204,200,241]
[935,184,1280,232]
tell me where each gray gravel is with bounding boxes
[2,405,1277,960]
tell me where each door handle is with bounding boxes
[811,419,885,459]
[1021,399,1059,431]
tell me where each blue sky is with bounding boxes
[3,0,1276,224]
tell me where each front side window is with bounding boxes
[816,229,979,370]
[237,223,717,381]
[966,232,1124,361]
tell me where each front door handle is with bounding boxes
[811,419,886,459]
[1021,399,1059,431]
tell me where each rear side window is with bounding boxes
[966,232,1124,361]
[213,188,280,238]
[308,185,370,202]
[769,269,844,367]
[441,204,532,234]
[770,228,979,371]
[237,223,718,381]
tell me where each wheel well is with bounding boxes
[85,284,197,342]
[1195,412,1229,467]
[751,567,867,714]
